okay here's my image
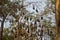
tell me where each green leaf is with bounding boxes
[51,0,55,4]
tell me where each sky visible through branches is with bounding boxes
[0,0,55,28]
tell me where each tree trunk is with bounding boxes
[0,18,5,40]
[56,0,60,40]
[40,26,43,40]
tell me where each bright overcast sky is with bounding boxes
[25,0,47,13]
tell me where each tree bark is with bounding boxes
[40,26,43,40]
[0,18,5,40]
[56,0,60,40]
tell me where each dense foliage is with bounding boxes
[0,0,55,40]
